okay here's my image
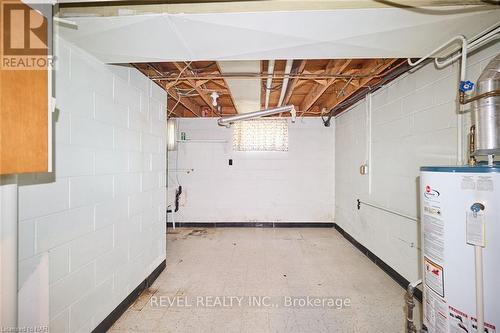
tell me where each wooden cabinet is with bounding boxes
[0,0,50,175]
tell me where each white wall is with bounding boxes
[335,43,500,282]
[16,35,167,332]
[168,118,334,223]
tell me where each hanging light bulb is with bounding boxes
[210,91,219,107]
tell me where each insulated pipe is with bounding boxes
[264,60,275,109]
[217,105,296,127]
[278,60,293,107]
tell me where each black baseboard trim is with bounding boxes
[333,224,422,303]
[92,260,166,333]
[167,222,334,228]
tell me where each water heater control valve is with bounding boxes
[459,80,474,92]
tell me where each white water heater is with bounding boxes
[420,166,500,333]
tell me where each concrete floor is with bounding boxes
[110,227,419,332]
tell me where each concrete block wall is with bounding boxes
[335,43,500,282]
[17,35,167,332]
[167,118,334,223]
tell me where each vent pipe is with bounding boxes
[217,105,296,127]
[471,53,500,156]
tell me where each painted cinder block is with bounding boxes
[94,196,129,229]
[94,149,129,175]
[69,278,114,333]
[114,76,141,111]
[48,245,70,285]
[18,178,70,221]
[69,225,114,272]
[71,116,114,149]
[69,175,114,208]
[36,207,94,253]
[114,127,142,152]
[49,263,95,316]
[17,36,167,331]
[334,44,500,284]
[55,144,94,178]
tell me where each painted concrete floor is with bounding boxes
[110,227,420,332]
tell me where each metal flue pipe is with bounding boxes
[217,105,296,127]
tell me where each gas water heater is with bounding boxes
[420,167,499,333]
[420,54,500,333]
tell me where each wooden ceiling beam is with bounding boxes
[166,97,183,118]
[173,62,216,114]
[216,61,238,114]
[283,60,307,106]
[299,59,352,113]
[321,59,398,111]
[166,86,202,118]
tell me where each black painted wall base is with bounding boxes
[92,260,166,333]
[166,222,335,228]
[333,224,422,302]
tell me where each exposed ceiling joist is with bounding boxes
[322,59,400,111]
[283,60,307,106]
[166,84,202,117]
[216,62,237,115]
[135,58,406,118]
[299,59,352,112]
[172,62,216,114]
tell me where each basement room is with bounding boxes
[0,1,499,332]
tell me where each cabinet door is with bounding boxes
[0,0,50,175]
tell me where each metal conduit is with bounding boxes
[356,199,419,222]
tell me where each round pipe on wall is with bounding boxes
[217,105,296,127]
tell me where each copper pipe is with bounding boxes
[469,125,477,166]
[460,89,500,104]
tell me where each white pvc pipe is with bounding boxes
[366,92,373,194]
[0,176,18,329]
[278,60,293,107]
[407,35,468,165]
[435,26,500,69]
[475,246,484,333]
[264,60,275,109]
[407,35,467,68]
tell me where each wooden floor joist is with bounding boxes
[132,59,404,118]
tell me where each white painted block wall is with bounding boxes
[16,35,167,332]
[168,118,334,223]
[335,44,500,282]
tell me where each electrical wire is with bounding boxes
[262,82,283,91]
